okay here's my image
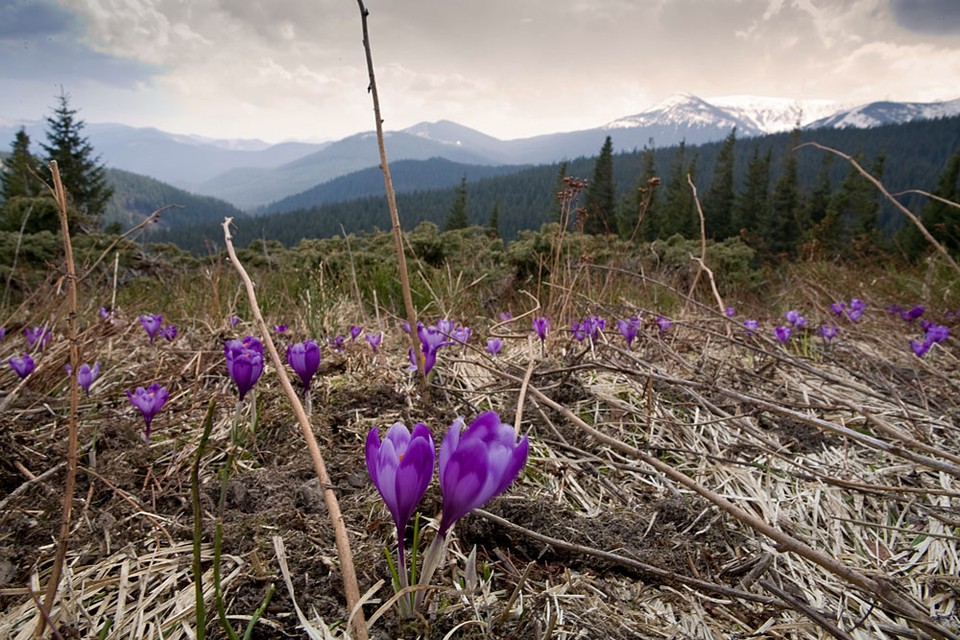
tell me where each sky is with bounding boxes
[2,0,960,143]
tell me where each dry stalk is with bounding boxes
[686,174,725,313]
[221,218,368,640]
[355,0,423,379]
[798,142,960,278]
[34,161,82,639]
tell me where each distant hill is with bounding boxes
[150,114,960,254]
[261,157,532,215]
[105,168,248,232]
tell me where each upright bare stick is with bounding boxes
[221,219,368,640]
[798,142,960,278]
[36,161,81,638]
[356,1,424,378]
[686,174,725,313]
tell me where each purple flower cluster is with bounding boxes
[366,411,528,579]
[24,326,51,351]
[571,316,605,343]
[407,319,470,375]
[783,309,807,328]
[140,314,178,344]
[910,323,950,358]
[831,298,865,322]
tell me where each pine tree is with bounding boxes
[822,153,883,256]
[487,200,501,238]
[2,128,43,202]
[1,128,60,233]
[583,136,616,234]
[764,134,803,260]
[703,128,736,239]
[734,146,771,247]
[444,174,469,231]
[660,142,698,238]
[901,149,960,259]
[41,90,113,228]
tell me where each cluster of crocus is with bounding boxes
[783,309,807,328]
[910,323,950,357]
[24,326,51,351]
[9,354,35,379]
[127,382,170,440]
[286,340,321,389]
[66,361,101,395]
[366,411,529,612]
[819,324,839,342]
[899,305,925,322]
[225,336,264,400]
[617,317,640,348]
[571,316,605,343]
[407,320,462,375]
[831,298,865,322]
[159,325,178,342]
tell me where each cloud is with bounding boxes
[889,0,960,35]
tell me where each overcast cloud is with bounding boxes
[2,0,959,142]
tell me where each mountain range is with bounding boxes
[3,93,959,212]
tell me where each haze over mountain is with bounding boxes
[4,93,959,211]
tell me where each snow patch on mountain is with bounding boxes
[806,98,960,129]
[604,93,755,134]
[707,95,840,133]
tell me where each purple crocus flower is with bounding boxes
[366,332,382,353]
[9,354,35,379]
[139,314,162,343]
[830,301,845,317]
[286,340,321,388]
[329,335,346,352]
[925,324,950,344]
[99,307,111,320]
[452,326,471,344]
[532,316,549,343]
[656,316,672,333]
[366,422,435,570]
[230,315,241,327]
[66,361,100,395]
[485,337,503,356]
[617,317,640,348]
[724,307,736,318]
[910,339,930,358]
[0,326,5,340]
[819,324,839,341]
[25,326,51,351]
[848,298,866,317]
[407,325,450,375]
[901,305,925,322]
[570,321,587,342]
[436,318,456,336]
[784,310,806,328]
[743,319,759,335]
[127,382,170,440]
[437,411,529,537]
[499,311,513,322]
[886,304,904,315]
[273,324,288,334]
[225,337,264,400]
[584,316,605,342]
[160,325,178,341]
[774,326,792,343]
[349,325,363,341]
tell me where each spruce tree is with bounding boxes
[703,128,736,239]
[823,153,883,256]
[444,174,469,231]
[734,146,771,246]
[901,149,960,259]
[487,200,501,238]
[2,128,43,201]
[1,128,60,233]
[41,90,113,228]
[660,142,698,238]
[764,135,803,260]
[584,136,616,234]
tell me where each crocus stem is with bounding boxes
[304,388,312,417]
[414,530,449,610]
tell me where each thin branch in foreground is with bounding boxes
[221,218,368,640]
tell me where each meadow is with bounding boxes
[1,208,959,639]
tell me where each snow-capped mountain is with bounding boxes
[604,93,763,137]
[707,95,841,133]
[806,98,960,129]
